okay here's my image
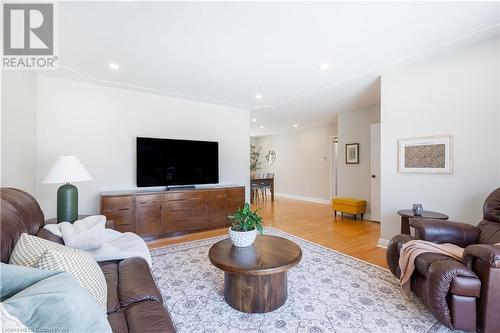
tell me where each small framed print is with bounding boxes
[398,135,453,174]
[345,143,359,164]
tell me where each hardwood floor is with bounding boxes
[147,197,388,268]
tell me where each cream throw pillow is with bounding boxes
[0,303,33,333]
[9,233,107,312]
[9,233,77,267]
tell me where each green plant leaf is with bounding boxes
[229,202,264,233]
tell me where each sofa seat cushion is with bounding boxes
[414,252,460,277]
[99,257,176,332]
[99,258,163,312]
[107,311,128,333]
[125,301,175,333]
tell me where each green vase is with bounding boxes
[57,183,78,223]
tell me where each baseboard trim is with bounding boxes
[274,193,330,205]
[377,238,390,249]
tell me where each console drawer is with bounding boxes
[226,187,245,198]
[163,191,206,201]
[102,196,133,211]
[135,194,162,205]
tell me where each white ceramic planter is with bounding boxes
[228,228,257,247]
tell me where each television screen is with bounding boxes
[136,137,219,187]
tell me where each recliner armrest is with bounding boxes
[410,218,480,247]
[386,234,415,278]
[463,244,500,269]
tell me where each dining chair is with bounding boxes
[261,173,274,200]
[251,173,264,202]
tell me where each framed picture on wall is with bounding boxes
[398,135,453,174]
[345,143,359,164]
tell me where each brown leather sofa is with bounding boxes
[1,188,176,333]
[387,187,500,333]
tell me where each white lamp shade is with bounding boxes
[43,156,93,184]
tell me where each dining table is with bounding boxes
[250,177,274,203]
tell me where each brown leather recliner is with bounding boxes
[386,187,500,333]
[1,188,176,333]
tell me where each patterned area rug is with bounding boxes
[151,228,452,333]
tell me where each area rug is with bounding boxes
[150,228,453,333]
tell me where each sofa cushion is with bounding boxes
[35,228,64,245]
[1,189,45,263]
[118,257,163,307]
[99,258,175,333]
[36,247,107,311]
[0,303,32,333]
[99,260,121,314]
[107,311,129,333]
[125,301,175,333]
[1,263,111,333]
[9,233,77,267]
[414,252,460,277]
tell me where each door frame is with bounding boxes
[370,122,381,222]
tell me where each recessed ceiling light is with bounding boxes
[259,125,264,129]
[293,124,299,128]
[109,63,120,70]
[251,118,257,122]
[255,94,263,99]
[318,63,330,70]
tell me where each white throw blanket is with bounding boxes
[44,215,152,266]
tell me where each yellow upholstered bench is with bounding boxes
[332,197,366,220]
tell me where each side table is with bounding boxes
[397,210,449,235]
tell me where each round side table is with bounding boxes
[397,209,449,235]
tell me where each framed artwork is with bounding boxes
[265,150,276,165]
[345,143,359,164]
[398,135,453,174]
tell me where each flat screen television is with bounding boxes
[136,137,219,187]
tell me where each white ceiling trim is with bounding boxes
[55,65,252,110]
[256,23,500,110]
[55,23,498,112]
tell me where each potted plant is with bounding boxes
[228,202,264,247]
[250,145,262,178]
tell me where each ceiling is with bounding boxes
[54,1,499,136]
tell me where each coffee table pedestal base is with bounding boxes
[224,272,287,313]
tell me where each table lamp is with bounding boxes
[43,156,92,222]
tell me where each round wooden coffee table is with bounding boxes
[208,235,302,313]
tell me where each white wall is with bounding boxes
[36,76,250,218]
[252,123,336,203]
[1,71,37,194]
[380,36,500,242]
[337,105,380,217]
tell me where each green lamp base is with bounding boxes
[57,183,78,223]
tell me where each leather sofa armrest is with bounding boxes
[463,244,500,269]
[386,234,415,278]
[426,259,480,329]
[410,218,480,247]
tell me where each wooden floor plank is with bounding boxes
[148,197,388,268]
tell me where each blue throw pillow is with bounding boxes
[0,263,111,333]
